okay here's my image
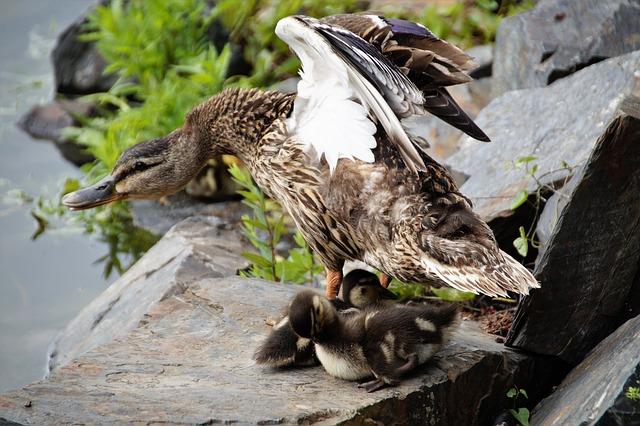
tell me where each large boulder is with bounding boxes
[51,1,118,96]
[0,218,559,425]
[531,314,640,425]
[446,51,640,224]
[506,111,640,364]
[492,0,640,97]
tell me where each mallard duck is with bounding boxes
[62,14,539,300]
[288,289,459,392]
[254,269,396,367]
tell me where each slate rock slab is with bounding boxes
[130,193,248,235]
[0,215,560,425]
[0,278,554,426]
[446,51,640,223]
[492,0,640,97]
[47,216,249,372]
[531,314,640,425]
[506,110,640,364]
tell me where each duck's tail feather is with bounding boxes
[422,248,540,297]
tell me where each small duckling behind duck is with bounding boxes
[288,290,459,392]
[254,270,396,368]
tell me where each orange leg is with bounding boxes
[379,273,392,288]
[325,267,343,300]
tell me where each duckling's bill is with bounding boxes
[61,175,125,210]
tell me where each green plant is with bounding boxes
[229,163,322,284]
[214,0,359,87]
[431,287,476,302]
[506,386,530,426]
[626,381,640,402]
[510,156,575,257]
[389,281,426,299]
[380,0,534,49]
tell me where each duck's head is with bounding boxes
[289,290,338,340]
[342,269,397,308]
[61,128,212,210]
[62,88,295,211]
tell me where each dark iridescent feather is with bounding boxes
[321,14,490,142]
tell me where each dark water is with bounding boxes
[0,1,111,392]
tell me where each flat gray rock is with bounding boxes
[0,217,558,425]
[531,315,640,425]
[46,216,249,372]
[0,277,551,426]
[492,0,640,97]
[130,193,248,235]
[446,51,640,222]
[506,110,640,364]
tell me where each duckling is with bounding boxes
[288,290,459,392]
[63,14,539,303]
[254,269,396,367]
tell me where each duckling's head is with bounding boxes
[288,290,338,340]
[61,127,210,210]
[342,269,397,308]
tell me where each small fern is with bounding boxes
[228,163,322,284]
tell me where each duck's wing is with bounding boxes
[275,16,426,173]
[322,14,490,142]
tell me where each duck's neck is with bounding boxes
[185,87,294,163]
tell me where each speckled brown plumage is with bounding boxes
[62,16,539,299]
[185,88,536,297]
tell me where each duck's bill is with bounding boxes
[61,175,125,211]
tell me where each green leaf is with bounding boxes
[506,388,517,398]
[431,287,476,302]
[510,190,529,210]
[241,252,273,269]
[515,156,537,167]
[513,226,529,257]
[509,408,530,426]
[519,389,529,399]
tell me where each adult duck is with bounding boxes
[63,14,539,299]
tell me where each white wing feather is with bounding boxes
[275,16,425,173]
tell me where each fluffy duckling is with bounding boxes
[254,270,396,367]
[288,290,459,392]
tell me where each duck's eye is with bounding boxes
[133,161,148,172]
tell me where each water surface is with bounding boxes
[0,0,112,393]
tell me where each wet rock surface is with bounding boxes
[17,99,96,166]
[492,0,640,97]
[531,315,640,425]
[506,111,640,364]
[0,218,558,426]
[446,51,640,223]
